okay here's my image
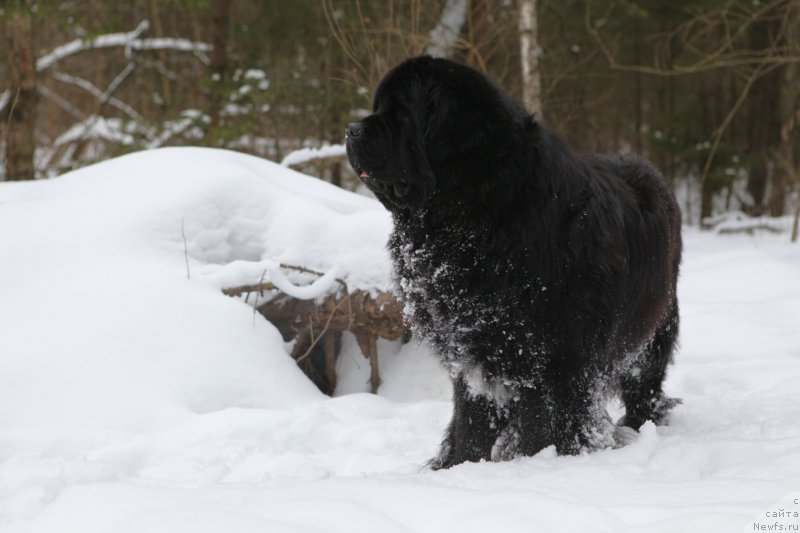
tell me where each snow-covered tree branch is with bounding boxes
[35,20,212,72]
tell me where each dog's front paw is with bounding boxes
[425,440,453,470]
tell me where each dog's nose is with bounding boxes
[346,122,364,138]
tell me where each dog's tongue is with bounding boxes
[360,171,369,179]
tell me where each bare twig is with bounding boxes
[102,62,136,103]
[221,282,278,297]
[252,269,268,325]
[52,72,141,120]
[322,0,369,87]
[71,62,137,149]
[295,293,353,364]
[38,86,84,120]
[181,214,190,280]
[584,1,799,77]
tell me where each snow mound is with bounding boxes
[0,147,394,434]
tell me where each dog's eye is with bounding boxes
[396,106,412,122]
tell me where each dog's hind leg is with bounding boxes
[619,301,681,430]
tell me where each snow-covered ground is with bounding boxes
[1,148,798,532]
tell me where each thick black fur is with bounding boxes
[346,56,682,469]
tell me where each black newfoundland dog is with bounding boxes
[346,56,682,469]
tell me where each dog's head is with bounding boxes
[346,56,524,212]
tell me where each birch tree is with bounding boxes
[426,0,468,58]
[519,0,542,118]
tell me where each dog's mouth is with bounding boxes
[363,174,411,199]
[357,169,414,204]
[348,149,417,206]
[347,155,372,182]
[353,163,374,183]
[351,161,408,197]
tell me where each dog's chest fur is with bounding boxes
[388,215,550,384]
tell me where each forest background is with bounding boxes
[1,0,798,228]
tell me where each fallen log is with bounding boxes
[223,276,404,395]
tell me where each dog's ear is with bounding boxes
[410,135,436,194]
[420,84,467,162]
[420,84,449,142]
[421,82,516,166]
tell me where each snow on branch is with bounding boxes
[36,20,149,71]
[130,37,212,55]
[53,116,135,147]
[147,110,208,149]
[264,261,341,300]
[36,20,212,72]
[280,144,347,167]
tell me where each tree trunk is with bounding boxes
[210,0,231,80]
[148,0,173,107]
[519,0,543,118]
[3,1,37,181]
[746,157,768,216]
[426,0,468,58]
[206,0,231,143]
[743,65,775,217]
[330,161,342,188]
[700,179,713,223]
[768,8,798,217]
[633,14,642,154]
